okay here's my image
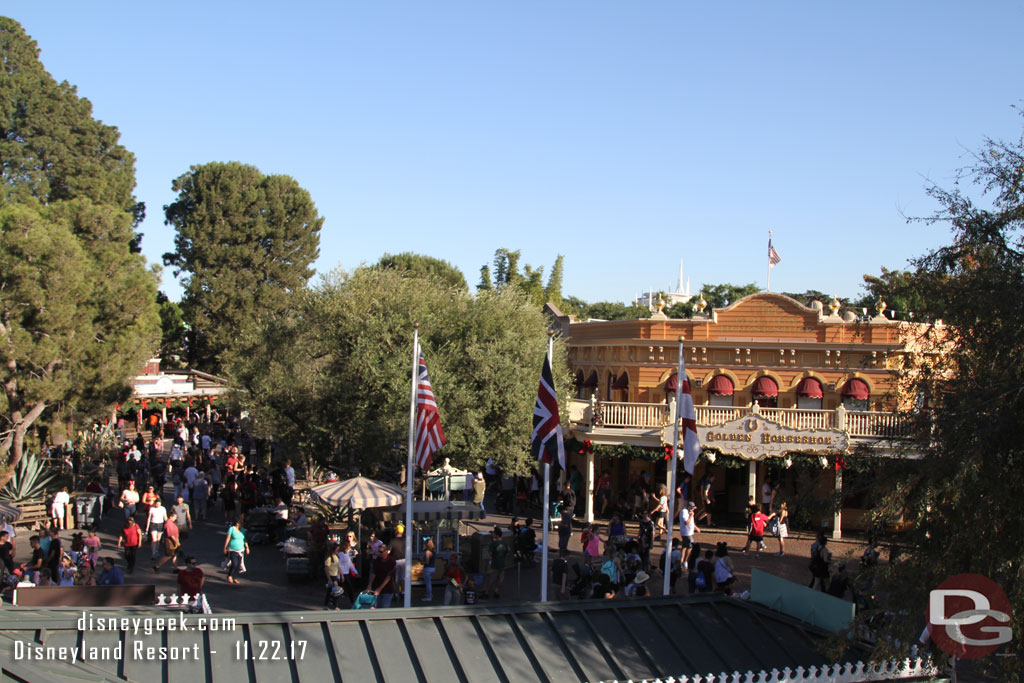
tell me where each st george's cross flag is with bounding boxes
[531,353,565,471]
[414,352,446,471]
[673,359,701,475]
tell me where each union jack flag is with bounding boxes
[415,351,446,471]
[532,353,565,471]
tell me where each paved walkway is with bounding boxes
[10,489,873,612]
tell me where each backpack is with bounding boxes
[695,572,707,590]
[601,559,619,584]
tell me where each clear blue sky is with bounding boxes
[7,3,1024,304]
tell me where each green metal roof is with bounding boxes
[0,595,864,683]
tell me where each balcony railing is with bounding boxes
[569,399,912,440]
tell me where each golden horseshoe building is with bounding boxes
[552,292,935,538]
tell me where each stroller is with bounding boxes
[352,591,377,610]
[569,562,596,599]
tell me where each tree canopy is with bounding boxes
[0,18,144,233]
[228,267,569,477]
[162,161,323,371]
[374,252,467,291]
[860,117,1024,677]
[0,18,159,484]
[477,248,565,307]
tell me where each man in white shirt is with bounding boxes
[2,521,16,555]
[678,501,700,569]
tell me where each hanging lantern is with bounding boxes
[783,456,793,469]
[818,456,829,469]
[706,452,716,464]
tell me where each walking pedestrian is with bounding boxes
[223,516,250,585]
[117,518,142,574]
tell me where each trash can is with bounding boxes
[74,493,102,530]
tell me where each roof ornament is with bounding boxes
[829,295,841,316]
[876,299,887,317]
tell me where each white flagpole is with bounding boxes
[766,230,773,292]
[404,323,419,609]
[663,335,684,597]
[541,332,554,602]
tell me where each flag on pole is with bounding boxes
[532,353,565,471]
[414,351,446,470]
[676,364,701,475]
[768,237,782,268]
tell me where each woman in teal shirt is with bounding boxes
[222,516,249,584]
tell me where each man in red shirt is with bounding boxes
[177,556,205,597]
[117,518,142,574]
[154,512,181,572]
[742,507,775,557]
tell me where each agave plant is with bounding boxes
[0,453,60,504]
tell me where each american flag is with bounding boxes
[668,356,702,474]
[531,353,565,471]
[414,351,446,471]
[768,238,782,268]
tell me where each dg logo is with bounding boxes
[927,574,1013,659]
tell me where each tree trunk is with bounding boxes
[0,401,48,489]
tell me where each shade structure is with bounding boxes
[707,375,734,396]
[751,376,779,397]
[665,373,678,392]
[612,373,629,389]
[309,477,405,509]
[795,377,824,399]
[582,371,598,388]
[382,500,486,522]
[0,501,21,524]
[841,378,870,400]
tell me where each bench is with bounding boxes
[13,501,49,529]
[12,584,156,607]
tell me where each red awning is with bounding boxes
[796,377,823,399]
[612,373,629,389]
[841,378,869,400]
[583,371,598,388]
[707,375,734,396]
[751,376,779,397]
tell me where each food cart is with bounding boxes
[382,500,485,584]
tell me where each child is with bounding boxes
[463,577,477,605]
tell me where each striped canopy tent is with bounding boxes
[309,477,405,509]
[0,501,21,524]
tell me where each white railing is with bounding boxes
[599,656,936,683]
[600,402,666,428]
[568,399,911,440]
[843,410,912,439]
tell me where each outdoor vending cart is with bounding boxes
[383,501,485,584]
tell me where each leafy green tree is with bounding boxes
[582,301,651,320]
[162,162,323,372]
[0,19,159,485]
[477,248,565,307]
[157,293,188,367]
[544,255,565,306]
[375,252,467,291]
[0,201,159,482]
[0,18,145,241]
[229,267,569,476]
[854,267,936,321]
[860,120,1024,678]
[700,282,761,309]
